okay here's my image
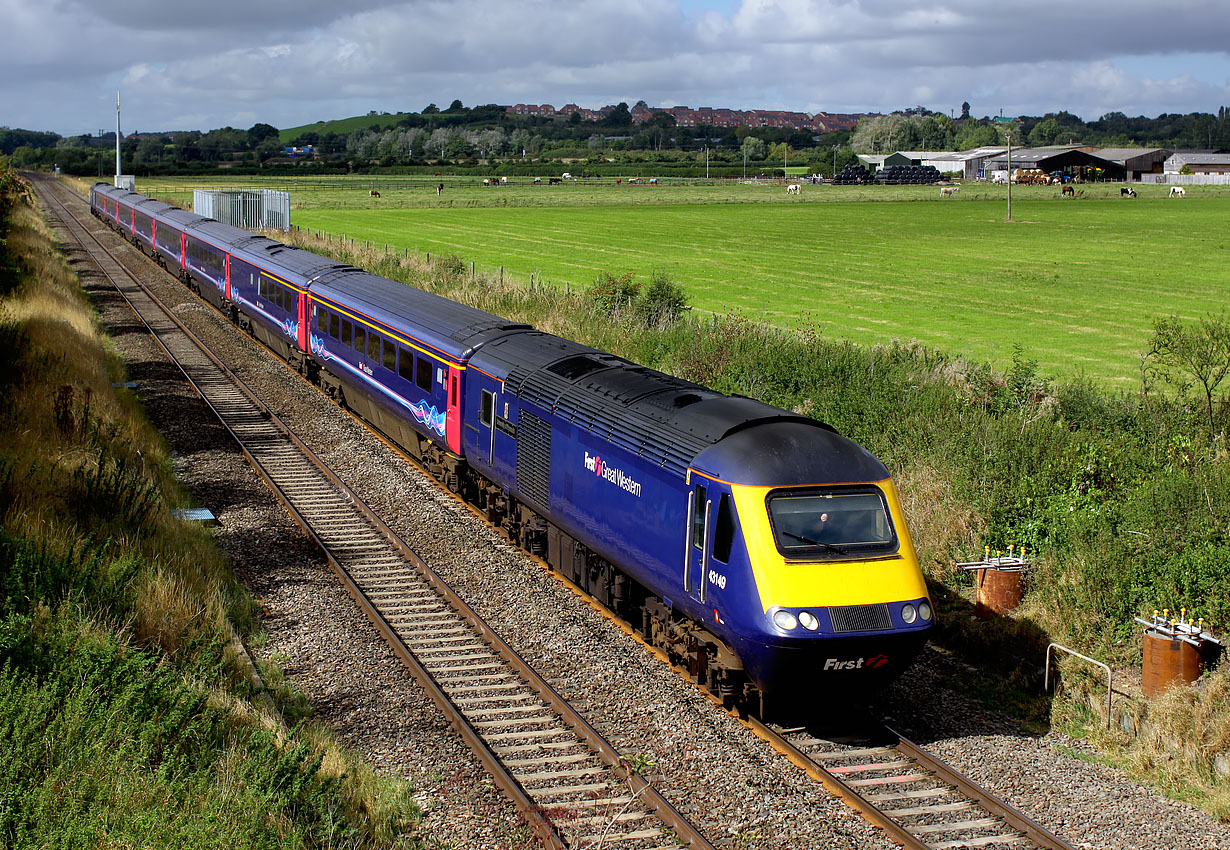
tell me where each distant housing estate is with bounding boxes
[505,102,872,133]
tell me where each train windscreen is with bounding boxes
[766,487,897,558]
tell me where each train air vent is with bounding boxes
[828,604,892,633]
[673,393,703,408]
[546,355,605,381]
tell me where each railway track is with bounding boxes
[36,176,710,850]
[38,177,1077,850]
[753,719,1076,850]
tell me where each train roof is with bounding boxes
[471,331,855,483]
[310,272,529,362]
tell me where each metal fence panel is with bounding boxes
[192,189,291,230]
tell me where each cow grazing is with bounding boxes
[940,186,959,196]
[436,183,444,195]
[369,189,380,198]
[786,184,800,195]
[548,177,562,185]
[1121,187,1137,197]
[1169,186,1186,198]
[1061,185,1075,197]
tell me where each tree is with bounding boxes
[740,136,766,161]
[1149,314,1230,441]
[422,103,440,114]
[961,101,971,120]
[605,102,632,127]
[247,122,279,146]
[447,99,465,112]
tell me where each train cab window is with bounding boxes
[328,312,340,339]
[382,338,396,371]
[397,347,414,382]
[766,488,897,558]
[691,485,707,550]
[340,318,352,346]
[712,494,735,564]
[353,326,365,353]
[415,357,432,392]
[480,390,494,427]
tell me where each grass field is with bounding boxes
[138,176,1230,385]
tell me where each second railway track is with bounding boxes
[37,177,710,850]
[38,176,1082,850]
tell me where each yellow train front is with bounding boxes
[679,417,933,708]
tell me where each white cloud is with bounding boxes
[1,0,1227,135]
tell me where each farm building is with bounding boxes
[1164,151,1230,175]
[1092,148,1170,181]
[982,147,1126,181]
[921,147,1008,180]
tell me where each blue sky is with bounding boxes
[2,0,1227,136]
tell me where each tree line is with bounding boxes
[5,101,1229,177]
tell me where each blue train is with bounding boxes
[92,182,934,713]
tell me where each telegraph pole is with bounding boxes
[115,91,122,186]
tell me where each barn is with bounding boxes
[982,147,1127,181]
[1092,148,1170,181]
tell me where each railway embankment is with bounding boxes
[275,223,1230,820]
[0,165,420,846]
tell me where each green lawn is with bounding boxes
[138,176,1230,385]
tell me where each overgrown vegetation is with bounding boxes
[0,163,420,847]
[281,225,1230,817]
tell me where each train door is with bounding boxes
[685,481,711,605]
[471,374,499,470]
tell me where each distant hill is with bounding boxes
[280,112,416,142]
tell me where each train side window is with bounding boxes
[317,306,327,334]
[328,312,339,339]
[397,347,414,382]
[415,357,432,392]
[368,332,381,362]
[691,485,707,550]
[713,494,735,564]
[382,338,396,371]
[480,390,493,427]
[340,318,352,346]
[353,325,365,353]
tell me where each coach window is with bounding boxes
[416,357,433,392]
[397,347,415,383]
[712,494,735,564]
[691,484,708,550]
[328,312,340,339]
[382,338,396,371]
[340,318,352,347]
[368,332,380,362]
[317,307,327,335]
[480,389,493,427]
[353,325,365,353]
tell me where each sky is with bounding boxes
[3,0,1228,137]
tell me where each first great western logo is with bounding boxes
[583,452,642,498]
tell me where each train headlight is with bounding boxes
[901,603,918,624]
[798,610,820,631]
[772,610,798,631]
[919,600,933,621]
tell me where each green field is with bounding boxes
[138,176,1230,385]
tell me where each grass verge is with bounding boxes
[1,166,420,848]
